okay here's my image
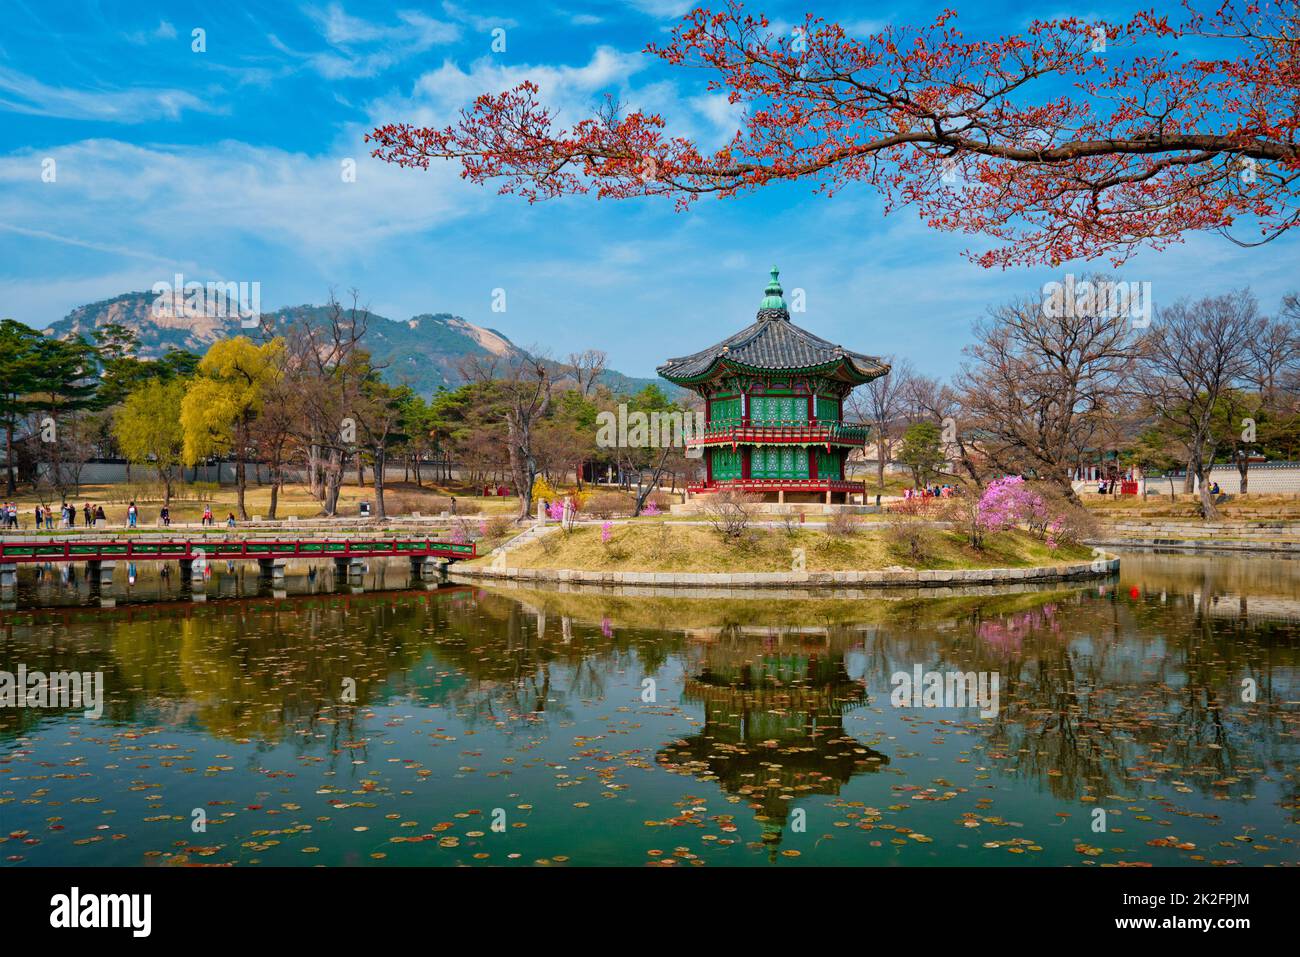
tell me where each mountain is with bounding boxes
[41,290,673,397]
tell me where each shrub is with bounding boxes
[585,491,628,520]
[885,495,944,563]
[1034,486,1098,548]
[944,486,985,549]
[826,509,861,537]
[699,489,758,544]
[531,474,558,504]
[977,476,1095,550]
[978,476,1046,532]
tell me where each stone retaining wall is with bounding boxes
[452,553,1119,589]
[1091,537,1300,554]
[1099,521,1300,540]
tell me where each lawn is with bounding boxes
[482,522,1092,573]
[1,481,521,528]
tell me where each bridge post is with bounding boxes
[333,557,365,582]
[409,556,444,581]
[257,558,288,581]
[0,562,16,588]
[86,560,115,586]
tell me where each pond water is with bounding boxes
[1,552,1297,867]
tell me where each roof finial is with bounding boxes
[758,265,788,319]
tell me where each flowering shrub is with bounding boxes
[600,521,613,545]
[642,500,660,517]
[531,474,558,504]
[977,476,1046,532]
[976,477,1095,550]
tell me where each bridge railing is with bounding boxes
[0,538,476,564]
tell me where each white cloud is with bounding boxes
[369,45,738,148]
[288,3,461,79]
[0,137,487,304]
[441,1,518,32]
[123,19,178,45]
[625,0,692,18]
[0,66,215,122]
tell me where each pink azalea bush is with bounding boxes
[977,476,1092,550]
[977,476,1046,532]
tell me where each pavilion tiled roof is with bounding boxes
[657,268,889,385]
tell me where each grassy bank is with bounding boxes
[481,522,1092,574]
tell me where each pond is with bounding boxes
[1,552,1297,867]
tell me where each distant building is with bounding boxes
[658,268,889,504]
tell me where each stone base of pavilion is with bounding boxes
[676,480,876,514]
[671,500,878,516]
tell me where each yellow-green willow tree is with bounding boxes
[112,377,188,506]
[181,337,283,520]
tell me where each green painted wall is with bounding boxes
[816,448,841,480]
[711,447,742,481]
[749,394,807,425]
[750,446,809,479]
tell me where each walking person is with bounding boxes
[127,501,138,528]
[83,503,92,528]
[95,504,106,526]
[159,505,170,527]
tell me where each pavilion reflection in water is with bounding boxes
[657,631,888,854]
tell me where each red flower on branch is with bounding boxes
[368,1,1300,267]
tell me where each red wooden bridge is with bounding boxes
[0,536,476,565]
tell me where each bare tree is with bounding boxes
[461,348,553,521]
[958,284,1141,499]
[851,355,912,489]
[1138,290,1257,520]
[566,349,607,397]
[285,289,372,516]
[1248,305,1300,407]
[904,374,987,488]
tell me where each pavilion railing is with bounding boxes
[688,418,871,447]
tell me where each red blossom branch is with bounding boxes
[367,1,1300,267]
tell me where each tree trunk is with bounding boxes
[374,446,386,518]
[1197,461,1219,521]
[5,420,14,495]
[634,447,672,515]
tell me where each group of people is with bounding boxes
[22,502,110,529]
[904,484,959,500]
[2,502,215,530]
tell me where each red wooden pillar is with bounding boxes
[741,447,751,480]
[705,447,713,484]
[808,446,818,480]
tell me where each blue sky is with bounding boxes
[2,0,1297,383]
